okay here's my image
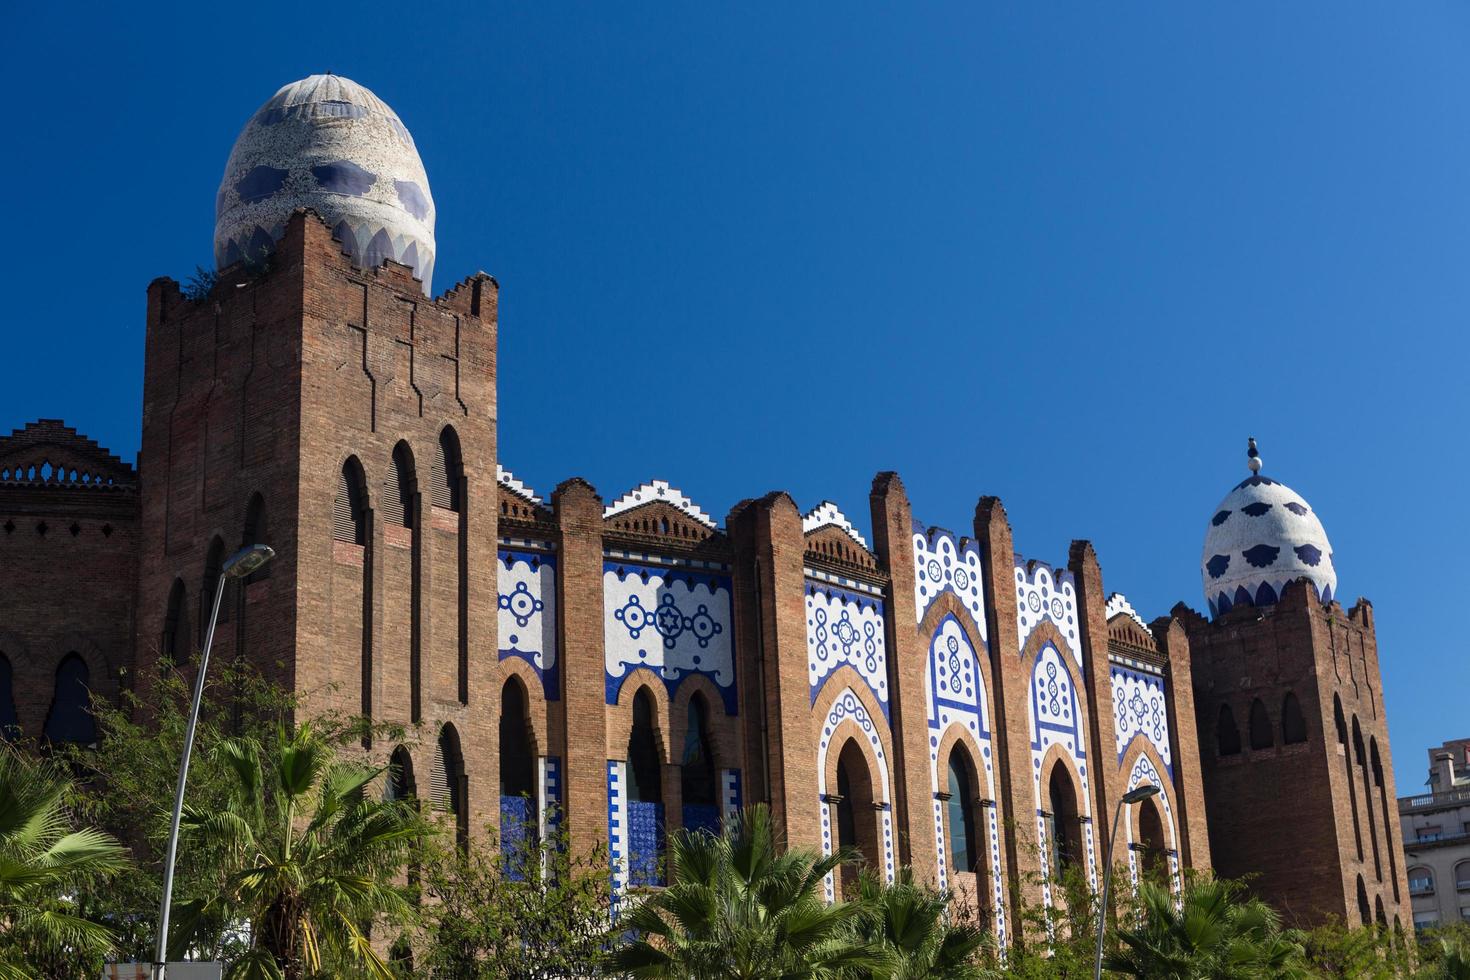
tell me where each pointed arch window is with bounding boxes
[835,740,879,896]
[162,578,190,666]
[385,745,416,803]
[680,693,719,835]
[1248,698,1273,750]
[45,654,95,745]
[0,654,18,737]
[242,494,270,581]
[433,428,462,512]
[201,536,227,636]
[1356,875,1371,927]
[627,689,665,886]
[946,748,980,875]
[1281,692,1308,745]
[386,443,415,529]
[1217,703,1241,757]
[431,725,467,850]
[1046,764,1082,878]
[499,679,536,878]
[1137,796,1168,882]
[334,458,368,545]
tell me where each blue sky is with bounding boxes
[4,2,1465,786]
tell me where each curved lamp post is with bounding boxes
[152,543,275,980]
[1093,782,1160,980]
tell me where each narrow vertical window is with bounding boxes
[200,536,226,638]
[45,654,95,744]
[946,751,979,875]
[162,578,190,666]
[387,443,415,529]
[1047,765,1081,877]
[499,679,536,878]
[434,427,462,512]
[680,694,719,834]
[242,493,270,581]
[1281,691,1308,745]
[1248,698,1273,750]
[627,690,666,886]
[0,654,18,737]
[1217,704,1241,756]
[334,458,368,545]
[432,724,467,850]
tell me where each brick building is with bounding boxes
[0,74,1408,937]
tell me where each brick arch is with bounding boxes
[494,656,550,754]
[609,669,674,764]
[669,672,738,775]
[1118,743,1181,892]
[812,664,894,762]
[815,686,897,898]
[1037,742,1089,816]
[1035,740,1097,900]
[932,720,1008,939]
[918,590,989,660]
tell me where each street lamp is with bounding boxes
[1093,783,1160,980]
[152,543,275,980]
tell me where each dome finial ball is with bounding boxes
[1247,437,1262,474]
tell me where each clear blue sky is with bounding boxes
[4,2,1464,786]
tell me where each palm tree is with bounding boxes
[1436,938,1470,980]
[172,723,431,980]
[851,868,991,979]
[1104,878,1311,980]
[605,804,887,979]
[0,744,128,980]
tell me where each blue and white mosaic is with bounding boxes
[923,615,1007,943]
[215,75,436,291]
[806,581,889,719]
[498,548,558,700]
[913,522,987,634]
[802,501,869,549]
[817,688,896,901]
[604,561,736,713]
[1201,473,1337,618]
[607,760,628,896]
[720,769,743,827]
[1027,642,1097,903]
[1123,754,1180,893]
[1111,666,1172,776]
[1014,561,1081,668]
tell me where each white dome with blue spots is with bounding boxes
[1201,468,1336,619]
[214,75,436,292]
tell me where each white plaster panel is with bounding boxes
[806,581,889,718]
[913,523,987,636]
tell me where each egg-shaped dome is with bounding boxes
[214,75,436,293]
[1201,444,1336,618]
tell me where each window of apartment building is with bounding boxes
[1415,914,1440,933]
[1462,906,1470,923]
[1418,826,1443,842]
[1409,868,1434,895]
[1456,860,1470,892]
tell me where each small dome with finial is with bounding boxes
[1200,439,1336,618]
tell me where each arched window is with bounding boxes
[1046,764,1082,879]
[385,746,416,803]
[1372,737,1401,902]
[835,740,879,896]
[1248,698,1273,751]
[200,536,226,637]
[386,443,415,529]
[946,748,980,876]
[162,578,190,666]
[1216,703,1241,757]
[1375,895,1387,929]
[1281,692,1308,745]
[1408,867,1434,896]
[0,654,19,737]
[433,428,462,512]
[1334,695,1348,745]
[499,679,536,877]
[45,654,95,744]
[1356,875,1371,927]
[680,694,719,835]
[431,725,467,849]
[242,493,270,581]
[334,458,368,545]
[627,689,665,886]
[1137,796,1168,882]
[1456,861,1470,893]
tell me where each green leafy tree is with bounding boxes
[1104,878,1311,979]
[416,809,613,978]
[605,804,886,979]
[0,744,128,980]
[849,868,991,979]
[171,722,431,980]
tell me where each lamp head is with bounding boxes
[223,543,275,579]
[1122,784,1160,805]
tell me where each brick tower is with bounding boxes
[1184,440,1409,929]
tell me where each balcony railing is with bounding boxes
[1401,787,1470,811]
